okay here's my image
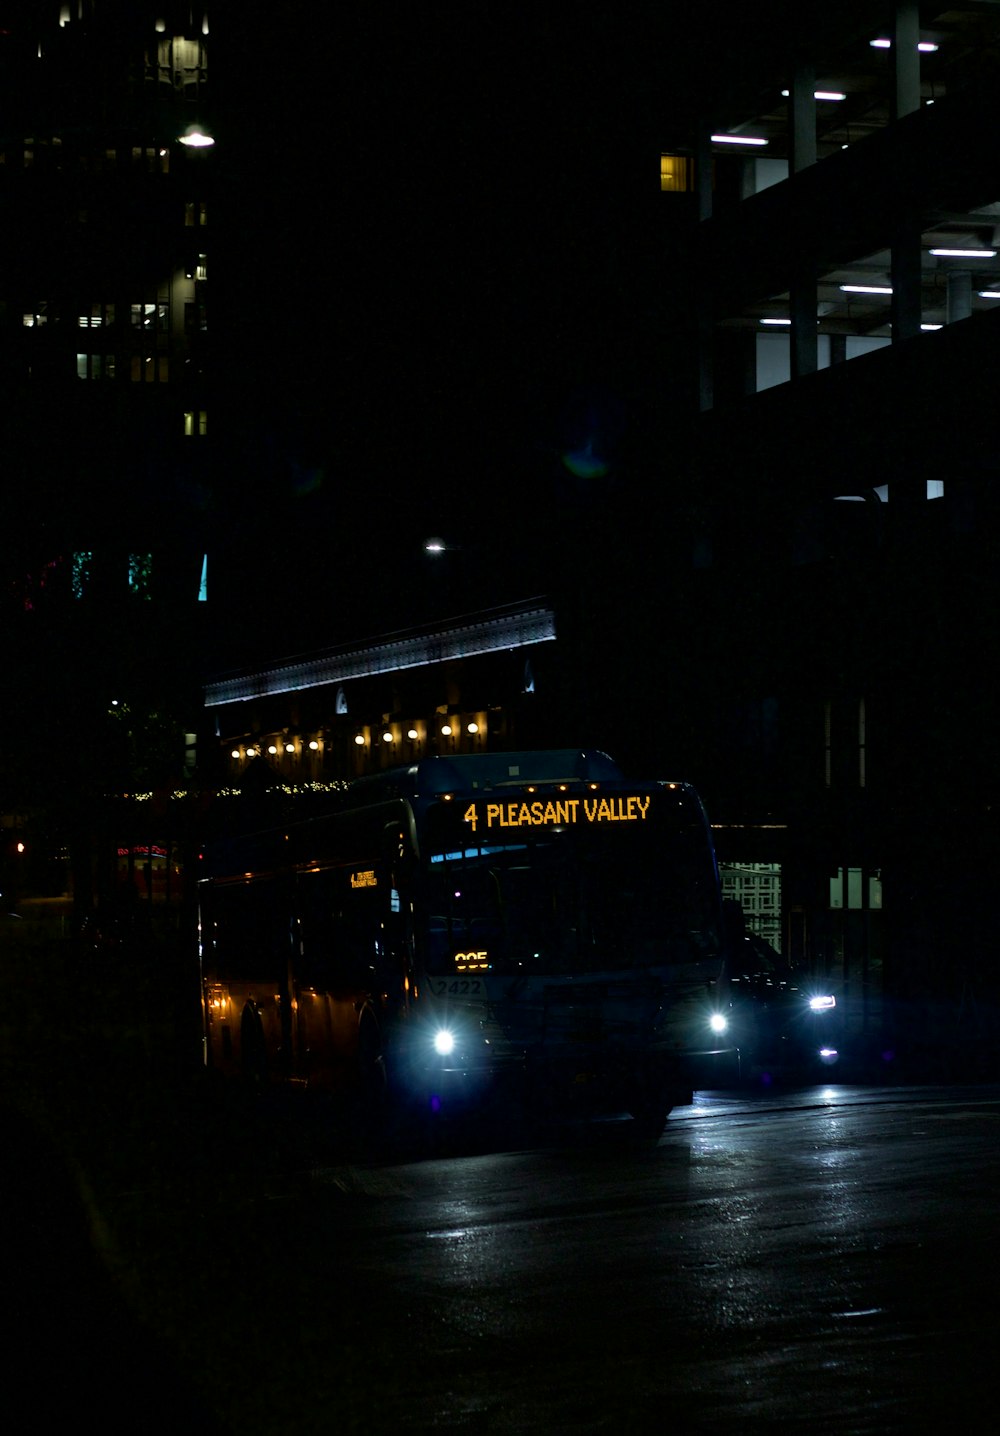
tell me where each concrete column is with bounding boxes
[891,219,922,341]
[829,334,847,365]
[946,270,972,324]
[791,271,818,376]
[698,310,714,412]
[893,1,921,119]
[696,121,714,409]
[790,63,817,174]
[696,125,713,223]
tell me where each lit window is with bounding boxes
[72,552,93,600]
[131,146,168,174]
[131,355,169,383]
[76,353,115,380]
[184,200,208,226]
[184,409,208,436]
[174,36,202,76]
[128,554,153,598]
[660,154,693,192]
[130,302,168,331]
[78,302,114,328]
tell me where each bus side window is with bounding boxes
[297,866,384,990]
[330,885,381,987]
[213,879,289,984]
[296,869,336,989]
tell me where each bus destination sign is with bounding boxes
[462,794,652,834]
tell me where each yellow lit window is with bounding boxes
[660,154,692,192]
[131,354,169,383]
[184,410,208,437]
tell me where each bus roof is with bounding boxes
[350,750,626,801]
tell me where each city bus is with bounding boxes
[197,749,733,1135]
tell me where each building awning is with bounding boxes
[204,599,556,707]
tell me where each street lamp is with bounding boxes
[178,126,215,148]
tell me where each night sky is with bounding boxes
[218,3,890,659]
[217,6,725,651]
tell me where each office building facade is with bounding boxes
[656,1,1000,1054]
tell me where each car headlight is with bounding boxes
[709,1012,728,1035]
[433,1028,456,1056]
[808,995,836,1012]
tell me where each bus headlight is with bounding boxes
[433,1028,456,1056]
[709,1012,728,1035]
[809,995,836,1012]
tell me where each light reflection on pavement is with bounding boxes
[84,1083,1000,1433]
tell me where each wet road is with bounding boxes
[78,1084,1000,1434]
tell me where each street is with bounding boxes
[3,938,998,1433]
[14,1070,1000,1435]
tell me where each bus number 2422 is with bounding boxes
[429,978,484,997]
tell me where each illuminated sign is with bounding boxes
[350,869,377,889]
[455,950,489,972]
[462,794,651,834]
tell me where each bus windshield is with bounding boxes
[420,793,721,978]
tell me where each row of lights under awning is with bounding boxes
[230,716,488,761]
[355,721,483,745]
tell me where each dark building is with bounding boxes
[653,0,1000,1061]
[0,2,214,619]
[0,3,217,907]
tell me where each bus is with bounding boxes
[197,749,733,1135]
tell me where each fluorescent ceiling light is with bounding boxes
[929,248,996,258]
[870,38,938,51]
[780,90,846,100]
[840,284,893,295]
[978,290,1000,299]
[920,323,943,331]
[711,134,768,146]
[760,317,791,325]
